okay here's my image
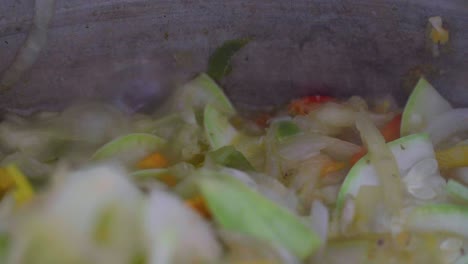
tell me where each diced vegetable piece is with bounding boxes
[92,133,166,166]
[446,180,468,203]
[429,16,449,44]
[185,195,211,219]
[9,166,143,264]
[275,120,301,141]
[406,204,468,238]
[320,160,347,178]
[349,148,367,166]
[204,105,239,149]
[436,145,468,169]
[207,38,250,82]
[208,146,255,171]
[380,113,403,142]
[401,77,452,136]
[353,185,383,232]
[136,152,169,169]
[350,113,403,165]
[288,95,334,115]
[426,109,468,146]
[0,165,35,205]
[144,190,221,263]
[199,171,322,259]
[355,113,402,214]
[337,133,435,212]
[170,73,236,116]
[7,165,35,205]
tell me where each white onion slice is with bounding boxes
[426,109,468,146]
[355,112,402,213]
[0,0,55,89]
[310,201,329,242]
[277,134,327,161]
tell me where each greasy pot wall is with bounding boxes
[0,0,467,114]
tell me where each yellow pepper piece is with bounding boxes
[436,145,468,169]
[0,168,15,194]
[431,28,449,45]
[429,16,449,45]
[136,152,169,170]
[5,165,34,205]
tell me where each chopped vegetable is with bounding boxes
[0,68,466,263]
[401,77,452,136]
[406,204,468,238]
[337,133,435,212]
[380,113,402,142]
[426,109,468,146]
[275,120,302,141]
[136,152,169,169]
[436,145,468,169]
[92,133,166,166]
[7,165,35,205]
[288,95,334,115]
[145,190,221,263]
[320,160,347,178]
[204,104,239,149]
[429,16,449,45]
[166,73,236,118]
[446,180,468,203]
[355,113,402,214]
[199,170,322,259]
[207,146,255,171]
[185,195,211,219]
[207,38,250,81]
[350,113,403,165]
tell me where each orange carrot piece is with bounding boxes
[136,152,169,170]
[186,195,211,219]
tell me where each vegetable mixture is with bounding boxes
[0,74,466,264]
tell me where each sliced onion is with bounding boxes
[355,112,402,213]
[426,109,468,146]
[440,238,464,264]
[340,195,356,234]
[254,174,299,213]
[145,190,221,263]
[320,136,361,161]
[277,134,327,161]
[315,102,356,128]
[310,201,329,242]
[0,0,55,89]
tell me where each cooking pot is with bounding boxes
[0,0,467,115]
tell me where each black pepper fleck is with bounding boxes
[377,239,384,246]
